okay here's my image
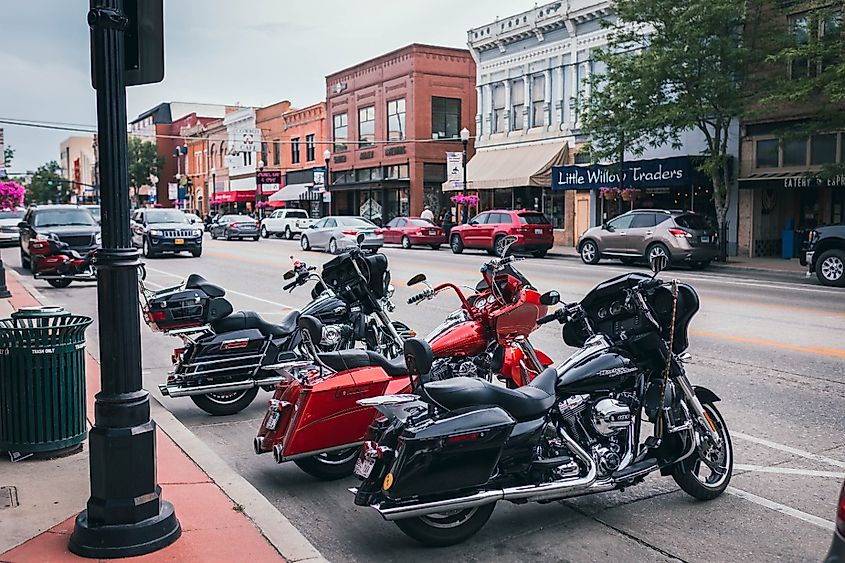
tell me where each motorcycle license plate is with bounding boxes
[700,235,710,243]
[265,411,280,430]
[354,456,375,478]
[175,238,184,245]
[534,228,543,235]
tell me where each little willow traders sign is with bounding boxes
[552,156,691,191]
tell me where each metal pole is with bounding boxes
[462,138,468,224]
[325,157,331,217]
[70,1,180,557]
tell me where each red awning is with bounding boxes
[216,190,256,203]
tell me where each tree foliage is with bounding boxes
[2,145,13,176]
[127,136,164,203]
[580,0,772,260]
[26,161,71,204]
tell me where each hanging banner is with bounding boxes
[446,151,464,189]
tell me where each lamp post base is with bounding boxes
[69,500,180,559]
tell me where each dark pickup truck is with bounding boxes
[802,225,845,287]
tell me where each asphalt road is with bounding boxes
[5,237,844,562]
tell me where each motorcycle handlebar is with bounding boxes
[536,312,559,325]
[407,289,433,304]
[283,280,298,291]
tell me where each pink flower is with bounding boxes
[0,181,25,210]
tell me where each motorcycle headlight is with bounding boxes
[95,232,102,245]
[386,284,395,299]
[150,229,162,236]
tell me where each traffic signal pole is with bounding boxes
[69,1,180,557]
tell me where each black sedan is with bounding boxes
[210,215,260,241]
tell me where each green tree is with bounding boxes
[580,0,772,261]
[127,136,164,205]
[26,161,71,204]
[2,145,13,177]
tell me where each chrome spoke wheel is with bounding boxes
[205,390,248,405]
[419,508,480,529]
[690,404,732,489]
[314,447,359,466]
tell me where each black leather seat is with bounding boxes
[185,274,226,298]
[212,310,299,338]
[421,367,558,421]
[318,349,408,377]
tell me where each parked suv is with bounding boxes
[19,205,101,271]
[131,208,203,258]
[449,209,554,258]
[578,209,718,269]
[803,224,845,287]
[260,208,314,239]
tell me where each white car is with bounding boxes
[260,208,314,239]
[0,208,25,245]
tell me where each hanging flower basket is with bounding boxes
[600,187,620,201]
[450,194,479,207]
[256,201,269,209]
[620,188,641,202]
[0,181,25,210]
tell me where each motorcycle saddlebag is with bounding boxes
[385,406,515,500]
[145,289,232,332]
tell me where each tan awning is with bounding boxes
[443,142,569,191]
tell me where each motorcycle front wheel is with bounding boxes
[293,447,359,480]
[394,503,496,547]
[190,387,259,416]
[673,401,733,500]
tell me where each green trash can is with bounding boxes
[0,306,93,454]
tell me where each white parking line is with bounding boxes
[735,464,845,479]
[143,266,294,310]
[726,487,835,531]
[733,431,845,469]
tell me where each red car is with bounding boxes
[449,209,554,258]
[380,217,445,250]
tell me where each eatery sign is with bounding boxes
[552,156,691,191]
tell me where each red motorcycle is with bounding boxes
[31,235,97,288]
[254,242,557,480]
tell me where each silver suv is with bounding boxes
[577,209,718,269]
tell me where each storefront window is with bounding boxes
[431,97,461,139]
[333,113,348,152]
[811,134,837,165]
[532,75,545,127]
[355,167,382,182]
[387,98,406,141]
[492,84,506,133]
[755,139,779,168]
[511,80,524,131]
[783,137,808,166]
[384,164,410,179]
[542,190,565,229]
[358,106,375,147]
[331,170,354,184]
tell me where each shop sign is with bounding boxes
[385,146,406,156]
[446,151,464,189]
[167,182,177,200]
[783,175,845,189]
[552,156,690,191]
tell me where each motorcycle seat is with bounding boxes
[68,249,83,260]
[318,349,408,377]
[212,310,299,338]
[185,274,226,298]
[421,367,557,422]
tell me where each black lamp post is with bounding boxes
[70,1,180,557]
[210,166,216,215]
[460,127,470,224]
[256,159,265,218]
[323,149,331,217]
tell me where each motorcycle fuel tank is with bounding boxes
[428,319,488,358]
[556,352,637,395]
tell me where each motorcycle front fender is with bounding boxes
[534,348,553,367]
[693,385,721,404]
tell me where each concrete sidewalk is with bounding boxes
[0,271,325,562]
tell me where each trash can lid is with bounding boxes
[12,306,71,319]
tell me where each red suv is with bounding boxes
[449,209,554,258]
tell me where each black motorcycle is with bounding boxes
[352,256,732,546]
[141,246,409,416]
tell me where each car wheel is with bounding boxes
[532,248,548,258]
[20,247,30,270]
[450,234,464,254]
[260,226,269,239]
[816,249,845,287]
[300,235,311,251]
[580,240,600,265]
[285,226,293,240]
[329,238,338,254]
[142,238,156,258]
[225,230,234,241]
[47,279,73,288]
[401,236,412,250]
[211,230,217,240]
[252,236,259,241]
[646,243,671,266]
[690,260,710,270]
[191,248,202,257]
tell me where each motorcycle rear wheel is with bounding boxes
[190,387,259,416]
[47,278,73,288]
[293,447,359,480]
[394,503,496,547]
[672,401,732,500]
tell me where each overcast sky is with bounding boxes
[2,0,532,173]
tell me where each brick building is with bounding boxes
[275,102,329,215]
[325,43,476,222]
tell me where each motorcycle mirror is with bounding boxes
[407,273,426,286]
[539,290,560,306]
[650,253,669,276]
[283,270,295,280]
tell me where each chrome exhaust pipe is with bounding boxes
[377,490,504,521]
[159,374,287,398]
[254,436,265,455]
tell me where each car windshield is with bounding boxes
[86,207,101,220]
[33,209,96,227]
[408,219,434,227]
[146,209,188,224]
[338,217,376,227]
[0,209,23,219]
[675,214,711,230]
[518,213,551,225]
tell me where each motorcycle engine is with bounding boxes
[319,324,352,350]
[428,354,491,382]
[558,394,633,477]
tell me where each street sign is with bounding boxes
[168,183,177,200]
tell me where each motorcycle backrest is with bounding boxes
[297,315,324,348]
[403,338,433,377]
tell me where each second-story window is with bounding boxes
[273,141,280,165]
[492,85,506,133]
[511,80,524,131]
[291,137,300,164]
[306,134,316,161]
[333,113,348,152]
[432,96,461,139]
[387,98,406,141]
[789,10,842,80]
[358,106,375,147]
[532,74,546,127]
[260,142,268,166]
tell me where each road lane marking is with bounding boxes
[735,464,845,479]
[691,330,845,360]
[726,487,835,531]
[733,432,845,469]
[143,266,294,310]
